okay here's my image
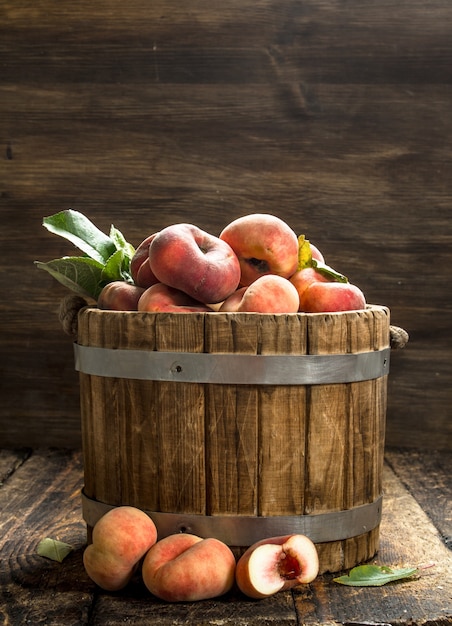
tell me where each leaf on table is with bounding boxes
[35,256,106,300]
[37,538,74,563]
[333,564,419,587]
[42,209,116,264]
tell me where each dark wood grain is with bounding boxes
[1,0,451,448]
[0,448,30,484]
[385,447,452,549]
[0,449,93,625]
[1,448,451,625]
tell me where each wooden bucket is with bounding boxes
[76,305,390,574]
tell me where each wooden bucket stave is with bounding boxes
[77,305,390,574]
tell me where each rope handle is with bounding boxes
[58,295,88,339]
[389,325,409,349]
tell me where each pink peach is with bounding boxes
[299,280,366,313]
[149,223,241,303]
[97,281,146,311]
[142,533,236,602]
[137,282,213,313]
[289,267,329,302]
[236,275,300,313]
[310,242,325,263]
[218,287,247,312]
[130,233,159,288]
[219,214,299,286]
[83,506,158,591]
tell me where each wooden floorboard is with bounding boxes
[0,448,31,485]
[385,447,452,550]
[0,448,451,625]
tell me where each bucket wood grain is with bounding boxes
[77,305,390,574]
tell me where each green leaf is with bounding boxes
[312,259,349,283]
[333,564,418,587]
[101,249,133,283]
[296,235,348,283]
[109,224,135,261]
[297,235,313,271]
[42,209,116,264]
[35,256,106,300]
[37,538,74,563]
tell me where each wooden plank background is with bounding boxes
[1,1,451,449]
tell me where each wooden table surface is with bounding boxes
[0,447,450,625]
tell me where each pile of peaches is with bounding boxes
[84,505,319,602]
[99,213,366,314]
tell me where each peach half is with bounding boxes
[235,534,319,599]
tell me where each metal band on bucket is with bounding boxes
[81,490,383,545]
[74,344,390,385]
